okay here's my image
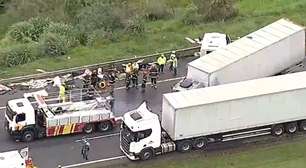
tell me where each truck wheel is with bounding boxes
[193,137,207,150]
[97,121,113,132]
[83,124,94,134]
[140,148,154,161]
[285,122,298,134]
[22,130,35,142]
[271,124,284,136]
[177,140,192,152]
[299,120,306,131]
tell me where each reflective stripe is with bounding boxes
[59,125,65,135]
[56,126,61,136]
[70,123,76,133]
[63,124,73,135]
[53,126,58,136]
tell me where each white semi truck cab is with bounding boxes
[0,148,34,168]
[0,150,26,168]
[120,102,175,160]
[195,32,231,57]
[121,71,306,161]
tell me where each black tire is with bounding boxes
[271,124,284,136]
[97,121,113,132]
[22,130,35,142]
[177,140,192,152]
[193,137,207,150]
[83,124,94,134]
[299,120,306,131]
[285,122,298,134]
[140,148,154,161]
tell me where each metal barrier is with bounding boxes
[0,46,200,84]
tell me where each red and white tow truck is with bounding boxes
[4,89,120,142]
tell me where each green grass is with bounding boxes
[112,138,306,168]
[1,0,306,78]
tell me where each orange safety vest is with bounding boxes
[26,158,34,168]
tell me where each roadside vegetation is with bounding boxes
[110,138,306,168]
[0,0,306,78]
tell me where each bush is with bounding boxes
[0,0,9,10]
[28,17,51,41]
[64,0,98,19]
[47,22,79,47]
[181,4,203,25]
[87,29,125,47]
[6,17,51,43]
[0,49,7,66]
[144,0,171,21]
[124,16,145,34]
[4,43,40,67]
[40,32,68,57]
[75,3,123,33]
[6,21,34,43]
[191,0,237,22]
[206,0,238,21]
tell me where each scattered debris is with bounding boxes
[9,78,53,90]
[0,84,11,95]
[36,69,47,73]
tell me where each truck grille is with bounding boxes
[120,130,131,154]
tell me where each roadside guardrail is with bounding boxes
[0,46,200,84]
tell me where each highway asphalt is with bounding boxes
[1,56,305,168]
[0,56,196,168]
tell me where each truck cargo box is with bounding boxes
[163,71,306,141]
[186,18,305,87]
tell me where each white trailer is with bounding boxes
[120,71,306,160]
[173,18,305,91]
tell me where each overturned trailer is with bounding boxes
[174,18,305,91]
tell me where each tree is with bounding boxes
[192,0,237,22]
[64,0,96,20]
[0,0,10,9]
[7,0,66,21]
[75,2,122,32]
[206,0,237,21]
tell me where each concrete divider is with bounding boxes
[0,46,200,84]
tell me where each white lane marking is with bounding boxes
[75,132,120,142]
[61,155,127,168]
[0,76,184,110]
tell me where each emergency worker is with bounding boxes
[131,62,139,88]
[149,64,158,89]
[59,85,66,103]
[81,137,90,160]
[125,63,133,89]
[157,54,166,73]
[107,72,116,96]
[168,51,178,76]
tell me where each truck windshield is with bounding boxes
[121,122,136,141]
[5,104,16,121]
[121,122,152,142]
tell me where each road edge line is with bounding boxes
[61,155,127,168]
